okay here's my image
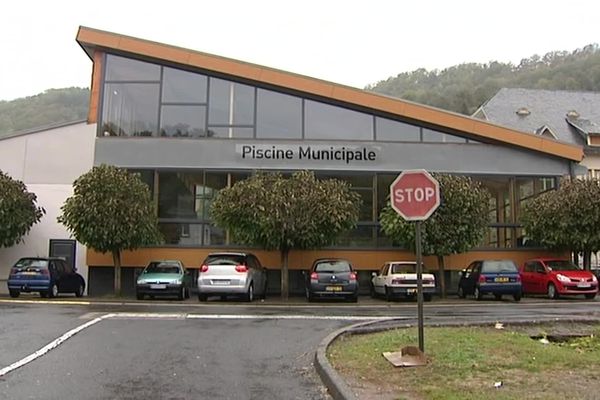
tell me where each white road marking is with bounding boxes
[0,311,399,377]
[0,313,115,377]
[0,299,91,306]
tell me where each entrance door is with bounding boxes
[49,239,77,271]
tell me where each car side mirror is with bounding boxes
[371,272,377,277]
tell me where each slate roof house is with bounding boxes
[473,88,600,178]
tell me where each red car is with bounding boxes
[520,258,598,299]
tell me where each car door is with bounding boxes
[521,261,536,293]
[60,261,78,292]
[373,264,388,294]
[533,261,548,293]
[50,260,66,292]
[249,255,266,295]
[462,262,478,294]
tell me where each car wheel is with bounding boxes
[185,287,190,299]
[305,287,313,302]
[261,280,268,300]
[75,282,85,297]
[49,284,58,298]
[474,286,482,300]
[494,294,502,301]
[198,294,207,302]
[424,294,432,302]
[547,283,559,299]
[136,292,144,300]
[385,286,392,302]
[457,285,465,299]
[178,287,185,301]
[513,292,522,302]
[9,290,20,298]
[245,284,254,302]
[585,293,596,300]
[370,284,376,298]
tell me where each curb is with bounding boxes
[314,316,600,400]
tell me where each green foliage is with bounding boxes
[58,164,162,254]
[0,170,45,247]
[367,44,600,114]
[0,88,89,137]
[379,174,491,256]
[521,178,600,253]
[210,170,361,250]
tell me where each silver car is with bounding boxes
[197,252,268,302]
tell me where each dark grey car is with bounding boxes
[305,258,358,302]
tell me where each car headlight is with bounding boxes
[592,275,598,283]
[556,274,570,283]
[137,279,147,285]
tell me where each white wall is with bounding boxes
[0,122,96,294]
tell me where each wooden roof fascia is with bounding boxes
[75,26,584,163]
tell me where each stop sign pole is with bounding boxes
[390,169,440,352]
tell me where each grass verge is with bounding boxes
[328,323,600,400]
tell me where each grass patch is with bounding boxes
[328,323,600,400]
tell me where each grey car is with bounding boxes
[305,258,359,302]
[197,252,268,302]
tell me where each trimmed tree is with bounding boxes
[210,170,361,300]
[0,170,45,247]
[521,177,600,269]
[58,165,162,295]
[379,174,491,296]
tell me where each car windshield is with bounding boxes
[546,260,580,271]
[145,262,181,274]
[204,255,245,265]
[14,259,48,269]
[391,263,416,274]
[482,260,517,273]
[314,260,351,273]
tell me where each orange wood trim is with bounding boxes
[87,50,104,124]
[76,26,584,162]
[87,247,567,271]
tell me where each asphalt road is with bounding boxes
[1,295,599,399]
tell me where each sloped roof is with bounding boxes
[476,88,600,147]
[76,26,583,162]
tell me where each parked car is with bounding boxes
[136,260,191,300]
[458,259,522,301]
[370,261,436,301]
[305,258,359,302]
[197,252,268,302]
[6,257,85,298]
[520,258,598,299]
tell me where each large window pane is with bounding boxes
[207,127,254,139]
[208,78,254,125]
[375,117,420,141]
[101,83,159,137]
[305,100,373,140]
[158,172,203,219]
[256,89,302,139]
[195,173,227,220]
[105,54,160,81]
[159,223,225,246]
[423,128,467,143]
[160,105,207,137]
[162,67,207,103]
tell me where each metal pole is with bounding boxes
[415,221,424,352]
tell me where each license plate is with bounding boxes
[578,283,591,288]
[149,284,166,289]
[212,280,230,285]
[407,288,417,294]
[495,277,509,283]
[22,271,38,275]
[326,286,342,292]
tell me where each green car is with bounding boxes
[136,260,191,300]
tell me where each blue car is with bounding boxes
[7,257,85,298]
[457,259,522,301]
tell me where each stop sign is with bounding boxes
[390,170,440,221]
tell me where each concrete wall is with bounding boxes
[0,122,96,294]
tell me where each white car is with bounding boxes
[371,261,436,301]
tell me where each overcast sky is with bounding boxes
[1,0,598,101]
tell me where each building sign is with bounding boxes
[238,144,377,164]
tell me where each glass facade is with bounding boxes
[104,53,556,251]
[100,53,472,143]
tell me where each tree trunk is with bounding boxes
[280,248,289,301]
[112,250,122,296]
[437,255,446,298]
[583,250,592,271]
